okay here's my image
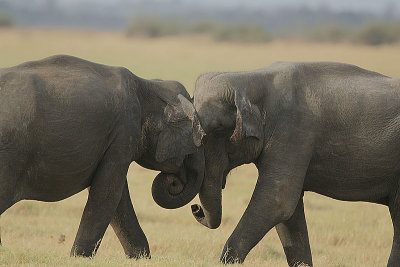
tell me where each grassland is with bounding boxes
[0,29,399,266]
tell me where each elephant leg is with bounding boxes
[0,196,16,247]
[220,170,306,264]
[70,145,129,258]
[275,195,312,267]
[220,124,314,264]
[110,181,150,259]
[388,187,400,267]
[0,163,20,247]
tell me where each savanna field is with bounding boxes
[0,29,400,266]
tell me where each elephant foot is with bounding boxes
[70,241,150,260]
[125,245,151,259]
[70,241,102,258]
[283,246,312,267]
[220,245,246,264]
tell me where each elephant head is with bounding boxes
[135,78,206,209]
[190,74,264,228]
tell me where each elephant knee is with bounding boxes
[271,197,298,222]
[279,208,296,222]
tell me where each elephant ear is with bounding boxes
[178,94,206,147]
[155,94,205,163]
[230,88,263,143]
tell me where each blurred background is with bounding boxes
[0,1,399,266]
[1,0,400,45]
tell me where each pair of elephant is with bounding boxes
[0,55,399,266]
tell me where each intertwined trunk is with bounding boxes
[152,150,204,209]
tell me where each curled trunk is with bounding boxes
[152,150,204,209]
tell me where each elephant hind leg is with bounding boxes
[388,185,400,266]
[0,167,20,247]
[0,198,17,247]
[110,181,150,259]
[70,142,131,258]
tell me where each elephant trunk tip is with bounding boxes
[191,204,220,229]
[191,204,204,217]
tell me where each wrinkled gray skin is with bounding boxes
[192,62,400,266]
[0,55,205,258]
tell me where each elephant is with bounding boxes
[190,62,400,266]
[0,55,205,258]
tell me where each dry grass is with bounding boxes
[0,29,399,266]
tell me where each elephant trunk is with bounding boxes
[152,150,204,209]
[191,175,223,229]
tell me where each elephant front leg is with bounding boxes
[110,181,150,259]
[275,195,312,267]
[71,148,129,257]
[220,170,306,264]
[221,124,314,264]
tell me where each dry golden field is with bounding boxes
[0,29,400,266]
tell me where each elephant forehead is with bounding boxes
[194,82,223,105]
[195,98,224,116]
[196,103,235,131]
